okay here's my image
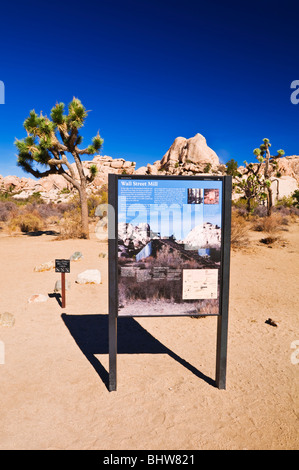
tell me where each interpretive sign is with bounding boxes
[108,175,232,391]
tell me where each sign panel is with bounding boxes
[112,175,228,317]
[108,174,232,391]
[55,259,70,273]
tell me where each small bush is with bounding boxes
[276,195,294,208]
[57,209,84,239]
[292,189,299,208]
[0,201,18,221]
[230,211,249,248]
[9,211,44,233]
[253,205,268,218]
[252,214,283,234]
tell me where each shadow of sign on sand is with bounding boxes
[61,314,216,391]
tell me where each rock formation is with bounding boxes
[160,133,219,169]
[144,133,221,176]
[184,222,221,250]
[118,222,154,257]
[0,134,298,204]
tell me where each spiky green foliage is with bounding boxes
[89,164,98,179]
[50,102,65,125]
[92,133,104,150]
[15,97,104,179]
[66,97,87,129]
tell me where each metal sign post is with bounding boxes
[108,174,231,391]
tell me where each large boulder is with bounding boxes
[271,176,298,203]
[160,133,220,170]
[276,156,299,184]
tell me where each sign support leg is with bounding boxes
[109,313,117,391]
[108,173,118,392]
[215,175,232,389]
[215,314,228,389]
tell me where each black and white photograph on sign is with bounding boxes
[117,177,223,317]
[187,188,203,204]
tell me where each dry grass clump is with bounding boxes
[56,209,84,239]
[230,210,249,248]
[8,210,44,233]
[251,213,284,234]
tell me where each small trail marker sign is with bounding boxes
[55,259,70,308]
[55,259,70,273]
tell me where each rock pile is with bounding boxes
[1,134,298,203]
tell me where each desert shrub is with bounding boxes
[56,209,84,239]
[252,213,283,234]
[276,195,294,208]
[0,205,10,222]
[232,197,259,215]
[87,194,103,217]
[273,204,299,218]
[56,202,76,213]
[9,210,44,233]
[88,186,108,217]
[203,163,212,173]
[230,211,249,248]
[0,201,18,222]
[273,205,291,217]
[232,198,250,217]
[292,189,299,208]
[253,205,268,218]
[60,187,71,194]
[12,191,44,206]
[35,203,60,219]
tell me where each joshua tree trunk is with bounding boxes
[78,186,89,239]
[267,188,273,216]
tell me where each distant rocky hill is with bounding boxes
[0,133,298,203]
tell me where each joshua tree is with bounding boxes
[15,98,103,238]
[234,138,284,215]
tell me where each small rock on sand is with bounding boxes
[76,269,102,285]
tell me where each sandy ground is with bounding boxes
[0,222,298,450]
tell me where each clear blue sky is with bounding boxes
[0,0,299,177]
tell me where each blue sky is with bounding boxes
[0,0,299,177]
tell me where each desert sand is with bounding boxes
[0,223,298,450]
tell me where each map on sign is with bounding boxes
[182,269,218,300]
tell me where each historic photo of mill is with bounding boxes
[117,179,223,316]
